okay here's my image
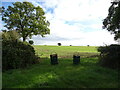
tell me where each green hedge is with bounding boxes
[98,44,120,69]
[2,40,39,71]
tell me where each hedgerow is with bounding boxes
[98,44,120,69]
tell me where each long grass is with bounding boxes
[2,45,119,88]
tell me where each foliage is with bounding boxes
[58,43,61,46]
[2,2,50,41]
[2,40,39,71]
[103,1,120,40]
[2,31,39,71]
[29,40,34,45]
[102,1,120,69]
[98,44,120,69]
[87,45,90,47]
[2,30,20,41]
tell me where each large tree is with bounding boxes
[2,2,50,41]
[103,1,120,40]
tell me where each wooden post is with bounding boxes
[50,54,58,65]
[73,55,80,65]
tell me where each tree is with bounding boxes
[58,43,61,46]
[2,30,20,41]
[87,45,90,47]
[97,44,120,69]
[2,2,50,42]
[29,40,34,45]
[103,1,120,40]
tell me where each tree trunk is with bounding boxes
[23,37,26,42]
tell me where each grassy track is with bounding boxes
[2,45,119,88]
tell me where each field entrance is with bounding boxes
[2,45,118,88]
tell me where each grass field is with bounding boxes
[2,45,119,88]
[34,45,99,58]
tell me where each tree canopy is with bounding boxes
[2,2,50,41]
[103,1,120,40]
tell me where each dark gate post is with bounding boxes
[50,54,58,65]
[73,55,80,64]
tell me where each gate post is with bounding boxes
[50,54,58,65]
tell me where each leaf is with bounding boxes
[2,1,50,41]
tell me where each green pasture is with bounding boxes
[34,45,99,58]
[2,45,119,88]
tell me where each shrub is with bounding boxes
[98,44,120,69]
[29,40,34,45]
[2,40,39,71]
[58,43,61,46]
[87,45,90,47]
[2,31,39,71]
[2,30,20,41]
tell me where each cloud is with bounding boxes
[1,0,118,46]
[50,0,110,22]
[32,19,116,46]
[33,30,116,46]
[42,0,117,46]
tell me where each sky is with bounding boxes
[1,0,118,46]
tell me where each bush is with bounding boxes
[2,30,20,41]
[2,40,39,71]
[29,40,34,45]
[58,43,61,46]
[98,44,120,69]
[2,31,39,71]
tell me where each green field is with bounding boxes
[2,45,119,88]
[34,45,99,58]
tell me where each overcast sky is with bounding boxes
[1,0,118,46]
